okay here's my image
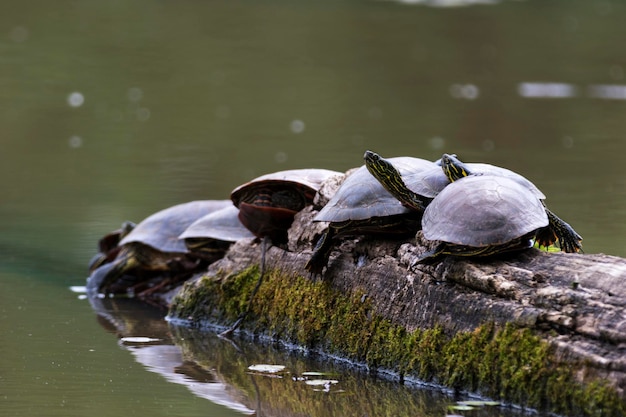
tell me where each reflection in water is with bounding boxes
[518,82,578,98]
[88,294,533,417]
[127,345,254,415]
[588,84,626,100]
[518,82,626,100]
[386,0,514,7]
[88,295,254,415]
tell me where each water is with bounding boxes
[1,0,625,415]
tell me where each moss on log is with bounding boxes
[168,206,626,416]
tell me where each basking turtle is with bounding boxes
[439,153,582,253]
[88,221,136,272]
[417,175,550,262]
[223,168,340,335]
[305,157,445,274]
[364,150,539,209]
[366,151,582,254]
[178,204,255,260]
[87,200,232,296]
[364,150,450,210]
[230,168,341,244]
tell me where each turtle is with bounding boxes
[88,221,136,272]
[363,150,451,210]
[417,174,550,262]
[222,168,340,335]
[438,153,582,254]
[364,150,542,210]
[86,200,232,296]
[305,156,446,274]
[230,168,341,244]
[365,151,582,254]
[178,204,255,259]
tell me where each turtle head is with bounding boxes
[363,150,392,180]
[363,150,425,211]
[441,153,472,182]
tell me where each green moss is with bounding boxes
[170,267,625,417]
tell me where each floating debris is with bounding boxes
[120,337,161,344]
[247,364,286,374]
[448,404,475,411]
[304,379,339,386]
[301,371,328,377]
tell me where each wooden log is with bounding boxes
[168,201,626,416]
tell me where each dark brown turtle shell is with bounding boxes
[230,168,341,243]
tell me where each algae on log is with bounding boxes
[169,207,626,416]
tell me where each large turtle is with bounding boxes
[305,157,446,274]
[87,200,232,296]
[230,168,341,244]
[439,153,582,253]
[178,204,255,259]
[417,174,550,262]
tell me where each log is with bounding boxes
[168,198,626,417]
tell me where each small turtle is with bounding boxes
[178,204,255,260]
[418,175,549,262]
[87,200,232,296]
[88,221,136,272]
[305,156,444,274]
[230,168,341,244]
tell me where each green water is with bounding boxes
[1,0,625,415]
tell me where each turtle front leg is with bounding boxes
[305,226,337,275]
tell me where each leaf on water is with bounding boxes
[120,337,161,344]
[247,364,286,374]
[304,379,339,386]
[448,404,475,411]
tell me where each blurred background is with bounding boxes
[1,1,624,416]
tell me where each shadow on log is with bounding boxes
[168,205,626,416]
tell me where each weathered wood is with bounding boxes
[170,202,626,398]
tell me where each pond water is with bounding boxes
[1,0,625,416]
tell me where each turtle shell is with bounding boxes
[315,157,439,223]
[441,154,546,200]
[422,175,549,247]
[401,160,545,201]
[119,200,232,253]
[231,168,341,241]
[465,163,545,200]
[231,168,341,208]
[179,204,254,242]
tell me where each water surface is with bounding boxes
[1,0,625,415]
